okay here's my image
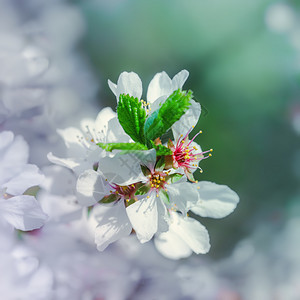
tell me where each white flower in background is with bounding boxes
[0,222,53,300]
[0,131,48,231]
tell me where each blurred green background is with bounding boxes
[74,0,300,258]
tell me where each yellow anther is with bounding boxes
[147,196,150,199]
[192,125,195,128]
[210,149,213,152]
[199,130,202,134]
[156,194,159,197]
[209,153,212,157]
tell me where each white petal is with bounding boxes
[93,201,132,251]
[107,116,131,143]
[192,181,239,218]
[94,107,116,132]
[57,127,86,157]
[116,72,142,101]
[146,71,173,104]
[0,195,48,231]
[126,193,158,243]
[131,148,157,172]
[98,153,145,186]
[167,182,198,214]
[5,164,44,195]
[47,152,80,171]
[172,99,201,140]
[154,231,192,260]
[156,197,169,233]
[76,170,110,206]
[171,213,210,254]
[108,79,117,97]
[172,69,189,90]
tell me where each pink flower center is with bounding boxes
[110,183,137,200]
[172,129,212,173]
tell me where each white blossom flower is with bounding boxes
[109,70,207,180]
[48,107,129,175]
[77,148,201,249]
[0,131,48,231]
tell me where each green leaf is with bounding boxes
[135,184,151,195]
[159,189,170,204]
[166,173,184,184]
[97,142,148,152]
[140,165,151,177]
[99,194,118,204]
[151,142,172,156]
[144,89,192,142]
[117,94,146,144]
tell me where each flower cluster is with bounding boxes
[51,70,239,259]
